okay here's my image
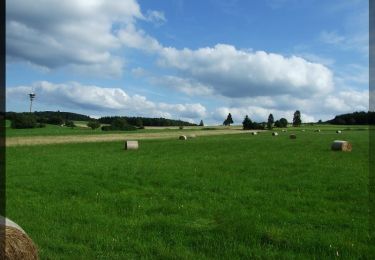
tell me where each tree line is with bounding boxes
[6,111,199,130]
[223,110,302,130]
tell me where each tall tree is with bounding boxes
[199,120,204,126]
[223,113,234,126]
[242,115,253,130]
[279,118,288,128]
[293,110,302,126]
[267,114,274,129]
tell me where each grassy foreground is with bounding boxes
[6,130,372,258]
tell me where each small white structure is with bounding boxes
[124,140,139,150]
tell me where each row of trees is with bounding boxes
[223,110,302,130]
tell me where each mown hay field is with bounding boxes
[6,128,373,258]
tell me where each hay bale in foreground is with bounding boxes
[331,140,352,152]
[0,217,38,260]
[124,140,139,150]
[336,130,342,134]
[252,132,258,135]
[179,135,187,140]
[290,134,296,139]
[272,132,278,136]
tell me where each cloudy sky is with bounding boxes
[6,0,369,124]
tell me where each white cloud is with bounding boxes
[151,76,214,96]
[319,30,369,55]
[145,10,167,25]
[158,44,334,98]
[6,81,207,120]
[6,0,165,76]
[117,23,162,52]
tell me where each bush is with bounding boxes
[101,125,112,131]
[11,114,37,129]
[87,120,101,130]
[36,123,46,128]
[179,125,184,130]
[47,116,64,125]
[101,118,137,131]
[64,120,76,128]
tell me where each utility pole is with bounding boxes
[29,91,35,113]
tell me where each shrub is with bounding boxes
[47,116,64,125]
[64,120,76,128]
[179,125,184,130]
[87,121,101,130]
[11,114,37,129]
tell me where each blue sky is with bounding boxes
[6,0,369,124]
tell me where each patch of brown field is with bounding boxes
[6,129,263,146]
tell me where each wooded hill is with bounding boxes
[326,111,375,125]
[5,111,197,126]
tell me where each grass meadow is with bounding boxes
[6,128,372,258]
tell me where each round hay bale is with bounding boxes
[124,140,138,150]
[252,132,258,135]
[331,140,352,151]
[289,134,296,139]
[301,129,305,132]
[179,135,187,140]
[282,129,287,132]
[0,217,38,260]
[336,130,342,134]
[272,132,278,136]
[315,129,321,132]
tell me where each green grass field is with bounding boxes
[6,128,372,258]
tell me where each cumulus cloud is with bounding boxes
[6,81,207,120]
[158,44,334,98]
[6,0,165,76]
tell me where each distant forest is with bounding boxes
[326,111,375,125]
[5,111,197,126]
[98,116,197,126]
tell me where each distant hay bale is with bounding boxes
[282,129,287,132]
[315,129,321,132]
[272,132,278,136]
[331,140,352,151]
[124,140,139,150]
[336,130,342,134]
[0,217,38,260]
[252,132,258,135]
[179,135,187,140]
[289,134,296,139]
[301,129,305,132]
